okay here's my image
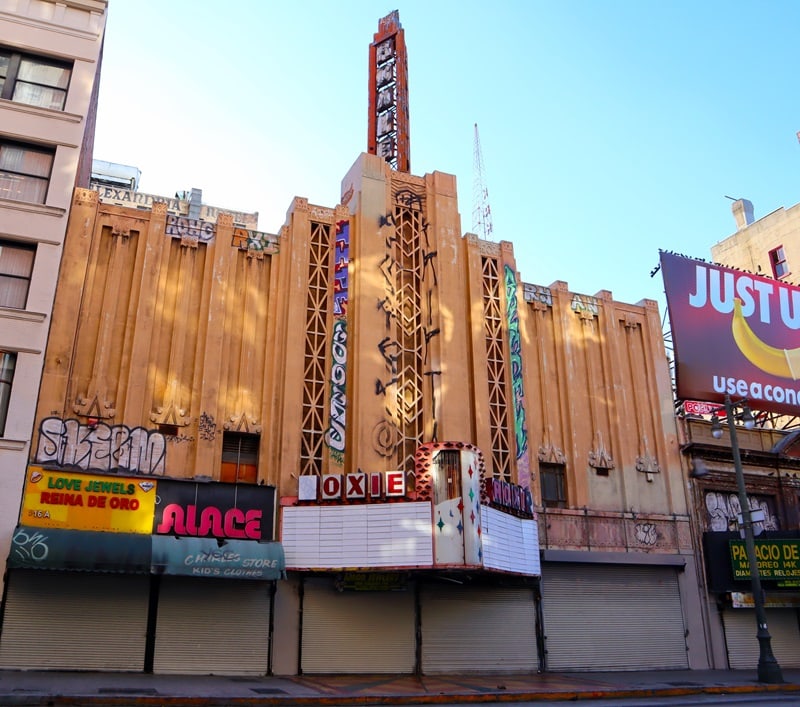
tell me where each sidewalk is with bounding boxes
[0,668,798,706]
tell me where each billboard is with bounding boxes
[661,251,800,415]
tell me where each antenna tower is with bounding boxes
[472,123,493,240]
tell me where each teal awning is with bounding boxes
[8,526,285,580]
[9,526,151,573]
[151,536,285,580]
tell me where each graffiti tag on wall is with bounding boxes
[11,526,49,563]
[165,214,215,243]
[704,491,779,533]
[198,412,217,442]
[523,283,553,307]
[571,293,599,316]
[504,265,530,486]
[374,191,440,469]
[35,417,166,476]
[634,523,658,545]
[325,319,347,465]
[324,221,350,468]
[231,227,280,254]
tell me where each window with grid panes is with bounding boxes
[0,351,16,436]
[0,47,71,110]
[769,246,789,279]
[0,141,54,204]
[0,240,35,308]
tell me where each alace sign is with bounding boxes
[153,479,276,542]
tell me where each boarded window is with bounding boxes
[540,463,566,509]
[221,432,259,483]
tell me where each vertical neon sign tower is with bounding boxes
[368,10,410,172]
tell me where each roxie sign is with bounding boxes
[298,470,406,502]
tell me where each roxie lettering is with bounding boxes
[156,504,262,540]
[688,263,800,329]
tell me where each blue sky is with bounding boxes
[93,1,800,311]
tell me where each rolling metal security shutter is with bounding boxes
[0,570,148,670]
[153,577,271,675]
[722,609,800,669]
[420,585,537,673]
[541,563,688,671]
[301,578,416,673]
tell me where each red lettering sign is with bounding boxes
[345,473,366,499]
[487,478,534,517]
[155,504,262,539]
[369,473,382,498]
[322,475,342,500]
[385,470,405,497]
[303,470,406,504]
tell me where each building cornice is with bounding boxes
[0,99,82,128]
[0,3,106,46]
[0,438,27,452]
[0,198,65,222]
[0,308,47,324]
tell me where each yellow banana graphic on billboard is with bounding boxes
[732,299,800,380]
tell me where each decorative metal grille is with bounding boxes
[481,256,511,480]
[391,205,426,477]
[300,221,331,476]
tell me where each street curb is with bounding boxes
[3,680,799,707]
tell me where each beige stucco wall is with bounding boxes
[34,148,709,670]
[712,200,800,281]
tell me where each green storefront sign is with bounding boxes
[729,539,800,583]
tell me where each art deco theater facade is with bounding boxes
[0,12,705,675]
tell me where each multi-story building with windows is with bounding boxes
[712,197,799,283]
[674,197,800,670]
[0,0,107,594]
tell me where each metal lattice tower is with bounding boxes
[472,123,493,240]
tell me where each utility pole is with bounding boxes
[712,398,784,684]
[472,123,493,240]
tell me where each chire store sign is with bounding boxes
[298,470,406,502]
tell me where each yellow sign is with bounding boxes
[729,539,800,581]
[21,466,157,534]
